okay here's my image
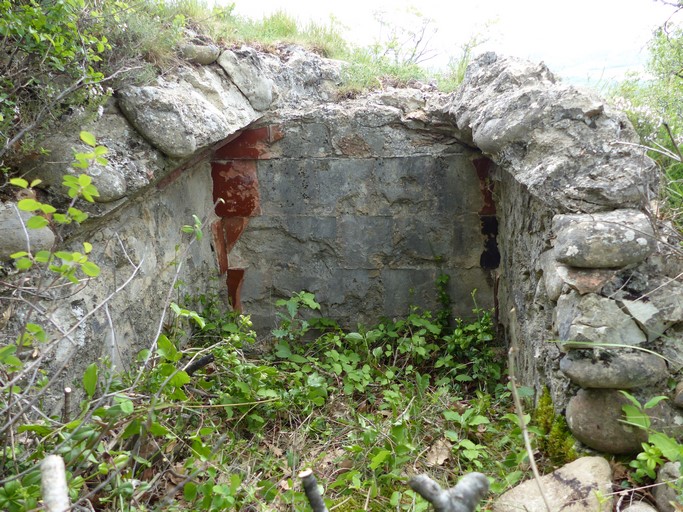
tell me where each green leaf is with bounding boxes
[369,449,392,470]
[80,131,96,147]
[34,251,51,263]
[26,215,49,229]
[169,370,191,388]
[81,261,100,277]
[17,198,42,212]
[82,363,98,398]
[649,432,683,462]
[644,396,668,410]
[93,145,108,156]
[10,177,28,188]
[10,251,29,259]
[157,334,178,362]
[117,397,135,415]
[15,258,33,270]
[17,424,52,436]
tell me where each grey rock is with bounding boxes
[218,48,274,111]
[553,210,655,268]
[620,278,683,341]
[554,291,647,346]
[566,389,646,454]
[621,502,659,512]
[540,249,565,301]
[180,43,220,64]
[567,390,683,454]
[654,461,682,512]
[493,457,613,512]
[450,52,658,213]
[675,382,683,409]
[556,265,617,295]
[560,349,668,388]
[118,67,257,157]
[0,202,55,259]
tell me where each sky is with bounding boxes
[221,0,681,87]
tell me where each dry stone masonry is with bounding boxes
[2,43,683,508]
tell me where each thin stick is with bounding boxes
[507,308,551,512]
[61,387,71,424]
[299,469,328,512]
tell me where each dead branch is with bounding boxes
[408,472,489,512]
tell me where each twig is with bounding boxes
[408,472,489,512]
[299,469,328,512]
[507,308,551,512]
[41,455,70,512]
[62,387,71,424]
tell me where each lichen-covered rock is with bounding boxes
[566,389,646,454]
[217,48,274,111]
[449,52,658,213]
[493,457,613,512]
[118,66,257,157]
[554,291,647,346]
[0,202,55,259]
[553,210,655,268]
[560,349,668,388]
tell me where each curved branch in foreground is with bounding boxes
[41,455,70,512]
[409,472,489,512]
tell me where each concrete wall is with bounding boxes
[210,113,496,334]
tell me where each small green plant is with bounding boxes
[621,392,683,485]
[534,387,577,467]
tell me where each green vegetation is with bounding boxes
[1,171,570,511]
[0,0,474,166]
[611,4,683,230]
[620,392,683,506]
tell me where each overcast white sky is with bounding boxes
[222,0,680,87]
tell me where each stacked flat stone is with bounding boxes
[543,209,683,455]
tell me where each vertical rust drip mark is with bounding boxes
[472,157,500,270]
[211,125,282,312]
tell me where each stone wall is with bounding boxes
[208,101,496,333]
[1,45,682,457]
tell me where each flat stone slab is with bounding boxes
[493,457,613,512]
[560,349,668,388]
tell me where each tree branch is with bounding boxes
[409,472,489,512]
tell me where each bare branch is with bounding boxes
[409,472,489,512]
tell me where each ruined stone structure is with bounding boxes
[2,45,683,505]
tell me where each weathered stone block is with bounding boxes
[554,291,647,346]
[217,49,274,111]
[553,210,655,268]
